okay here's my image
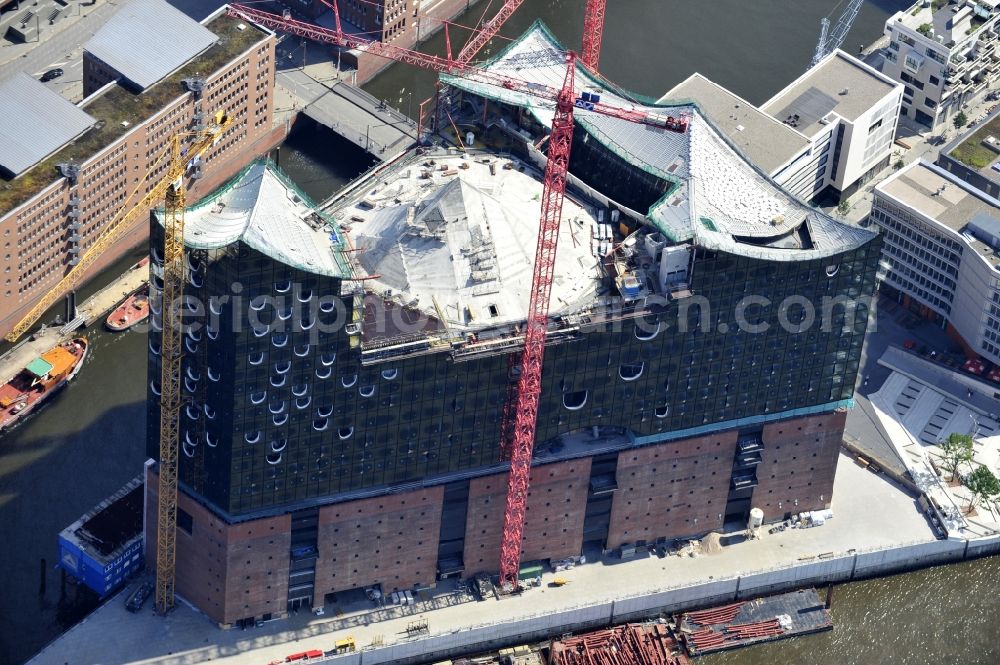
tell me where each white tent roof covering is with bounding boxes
[338,155,603,330]
[155,162,349,278]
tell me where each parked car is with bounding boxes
[39,68,63,82]
[125,581,153,613]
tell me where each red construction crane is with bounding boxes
[580,0,606,72]
[497,53,575,591]
[226,2,688,592]
[455,0,526,64]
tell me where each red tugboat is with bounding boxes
[0,337,88,431]
[105,283,150,332]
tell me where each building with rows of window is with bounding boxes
[0,1,278,339]
[873,159,1000,360]
[142,21,882,628]
[882,0,1000,130]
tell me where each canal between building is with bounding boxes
[1,1,997,664]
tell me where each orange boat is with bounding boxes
[106,283,149,332]
[0,337,88,431]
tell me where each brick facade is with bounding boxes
[463,458,591,576]
[145,467,292,626]
[0,17,276,339]
[607,432,737,550]
[755,410,847,521]
[313,486,444,600]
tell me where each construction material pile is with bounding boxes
[549,623,689,665]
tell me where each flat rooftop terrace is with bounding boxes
[876,160,1000,266]
[761,51,897,137]
[661,74,808,175]
[0,13,266,218]
[28,453,936,665]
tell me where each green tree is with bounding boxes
[954,111,969,129]
[938,432,974,481]
[837,200,851,216]
[917,23,933,36]
[964,466,1000,512]
[894,158,905,170]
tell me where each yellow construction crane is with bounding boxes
[153,112,232,615]
[6,112,232,615]
[4,113,232,343]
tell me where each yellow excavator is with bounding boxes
[6,111,232,615]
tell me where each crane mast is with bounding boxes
[581,0,607,72]
[811,0,864,67]
[154,117,232,614]
[498,54,576,592]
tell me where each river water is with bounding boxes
[1,1,997,664]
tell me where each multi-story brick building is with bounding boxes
[141,24,880,628]
[0,2,279,339]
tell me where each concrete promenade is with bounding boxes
[27,453,950,665]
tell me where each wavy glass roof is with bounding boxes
[443,22,875,261]
[154,162,350,278]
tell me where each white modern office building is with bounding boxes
[872,159,1000,361]
[882,0,1000,130]
[666,50,903,203]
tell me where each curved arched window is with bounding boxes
[338,426,354,440]
[277,306,292,321]
[149,340,161,356]
[269,400,286,415]
[206,326,219,340]
[184,376,198,394]
[266,451,282,465]
[341,374,357,388]
[209,298,223,317]
[563,390,588,410]
[313,418,329,432]
[249,351,264,366]
[186,366,200,382]
[619,363,644,382]
[298,288,313,302]
[317,405,333,418]
[207,367,221,382]
[295,396,312,410]
[189,272,203,288]
[292,384,308,397]
[273,413,289,426]
[319,300,336,313]
[204,404,216,420]
[274,280,291,293]
[206,432,219,448]
[382,368,398,380]
[272,333,288,348]
[253,325,269,338]
[249,391,266,405]
[271,438,288,452]
[316,366,332,380]
[294,344,310,357]
[635,321,661,341]
[271,374,286,388]
[186,404,199,420]
[250,295,268,312]
[150,380,161,396]
[245,430,261,444]
[182,441,196,458]
[321,352,336,367]
[359,385,375,398]
[184,337,198,354]
[654,405,669,419]
[274,361,291,375]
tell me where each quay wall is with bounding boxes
[312,536,1000,665]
